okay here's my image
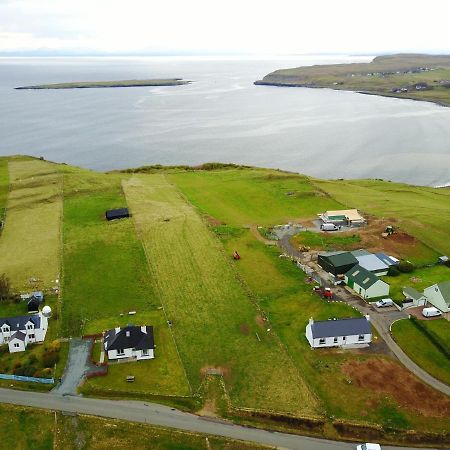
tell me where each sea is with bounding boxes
[1,55,450,186]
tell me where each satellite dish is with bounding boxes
[42,305,52,318]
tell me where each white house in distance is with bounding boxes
[319,209,366,226]
[306,316,372,348]
[345,265,390,299]
[104,325,155,361]
[0,311,49,353]
[423,281,450,313]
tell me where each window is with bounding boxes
[27,324,33,330]
[29,334,35,339]
[142,349,149,356]
[319,338,326,345]
[333,337,338,344]
[14,343,20,348]
[117,349,125,356]
[343,336,346,341]
[358,334,365,341]
[2,327,9,333]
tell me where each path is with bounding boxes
[0,388,432,450]
[278,235,450,397]
[51,338,102,396]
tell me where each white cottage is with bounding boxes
[306,316,372,348]
[345,264,390,299]
[104,325,155,361]
[423,281,450,313]
[0,313,49,353]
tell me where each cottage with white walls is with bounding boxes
[345,265,390,299]
[104,325,155,361]
[306,316,372,348]
[424,281,450,313]
[0,311,50,353]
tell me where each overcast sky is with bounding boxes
[1,0,450,55]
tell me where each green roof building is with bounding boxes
[345,264,390,299]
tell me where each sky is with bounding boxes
[1,0,450,55]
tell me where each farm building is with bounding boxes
[0,312,49,353]
[423,281,450,313]
[318,251,358,276]
[355,254,390,276]
[306,316,372,348]
[319,209,365,226]
[105,208,130,221]
[345,265,390,299]
[403,287,427,306]
[104,325,155,361]
[375,253,399,267]
[27,297,40,313]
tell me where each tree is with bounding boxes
[0,274,11,302]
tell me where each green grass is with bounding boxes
[382,265,450,302]
[0,157,8,224]
[0,404,53,449]
[391,319,450,385]
[314,178,449,261]
[62,168,190,397]
[293,230,361,251]
[0,158,62,291]
[169,168,342,226]
[424,319,450,351]
[122,174,319,416]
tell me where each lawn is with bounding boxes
[122,174,318,416]
[391,318,450,385]
[424,319,450,351]
[314,178,450,261]
[169,168,342,226]
[62,168,190,397]
[0,157,62,291]
[293,230,361,251]
[382,264,450,302]
[0,157,8,224]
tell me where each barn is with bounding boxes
[345,265,390,299]
[318,251,358,276]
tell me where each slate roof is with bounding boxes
[310,317,371,339]
[350,249,371,257]
[104,325,154,351]
[436,281,450,303]
[105,208,129,220]
[27,297,40,312]
[375,253,399,266]
[11,331,26,341]
[320,251,358,268]
[345,264,385,288]
[356,254,389,272]
[0,315,40,331]
[403,286,425,301]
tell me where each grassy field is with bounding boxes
[62,167,190,397]
[313,178,450,260]
[0,157,62,291]
[169,168,342,226]
[391,319,450,385]
[382,264,450,301]
[293,230,361,251]
[0,157,8,224]
[122,174,318,416]
[256,54,450,106]
[424,319,450,351]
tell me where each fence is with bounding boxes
[0,373,54,384]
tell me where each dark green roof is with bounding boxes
[345,264,387,288]
[323,252,358,268]
[437,281,450,302]
[403,286,425,301]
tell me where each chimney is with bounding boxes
[126,330,130,337]
[309,317,314,326]
[365,314,370,322]
[141,325,147,333]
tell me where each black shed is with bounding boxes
[27,297,40,313]
[317,251,358,276]
[105,208,130,221]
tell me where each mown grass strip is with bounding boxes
[0,158,62,291]
[0,157,8,226]
[123,174,318,416]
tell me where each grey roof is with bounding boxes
[11,331,26,341]
[310,317,371,338]
[351,249,371,257]
[375,253,399,266]
[0,314,40,331]
[403,286,425,301]
[356,254,389,272]
[104,325,154,351]
[436,281,450,302]
[345,264,386,288]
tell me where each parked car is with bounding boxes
[422,307,442,318]
[375,298,394,308]
[320,223,339,231]
[356,444,381,450]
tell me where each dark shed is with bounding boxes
[105,208,130,221]
[318,251,358,276]
[27,297,40,313]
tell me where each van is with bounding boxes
[375,298,394,308]
[422,307,442,318]
[321,223,339,231]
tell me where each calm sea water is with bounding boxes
[1,56,450,186]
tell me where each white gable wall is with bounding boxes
[306,323,371,348]
[424,285,450,313]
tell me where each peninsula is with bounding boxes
[15,78,190,89]
[255,54,450,106]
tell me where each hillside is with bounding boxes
[255,54,450,106]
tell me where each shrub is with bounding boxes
[42,351,59,368]
[388,265,400,276]
[444,260,450,268]
[398,260,415,273]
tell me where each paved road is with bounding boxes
[278,236,450,397]
[0,388,433,450]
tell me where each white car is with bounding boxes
[375,298,393,308]
[356,444,381,450]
